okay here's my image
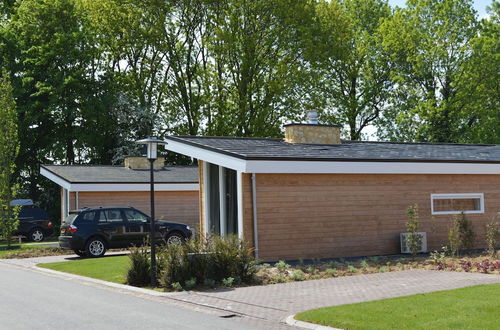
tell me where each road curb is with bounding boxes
[32,264,186,297]
[285,314,342,330]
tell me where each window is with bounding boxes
[98,209,124,223]
[431,193,484,215]
[80,211,97,222]
[124,209,148,223]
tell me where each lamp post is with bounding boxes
[135,137,168,287]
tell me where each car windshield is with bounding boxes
[63,213,78,225]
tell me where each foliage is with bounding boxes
[274,260,291,272]
[448,215,461,257]
[126,244,151,287]
[457,213,475,251]
[292,269,305,281]
[221,277,235,288]
[405,204,422,256]
[171,282,183,291]
[184,277,197,290]
[158,235,257,290]
[306,0,392,140]
[0,73,19,246]
[486,220,499,257]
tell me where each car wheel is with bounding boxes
[29,228,44,242]
[165,232,184,246]
[85,237,106,258]
[73,250,87,257]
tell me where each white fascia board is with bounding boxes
[70,183,199,192]
[245,160,500,174]
[40,167,71,190]
[165,138,246,172]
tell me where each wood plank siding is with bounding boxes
[249,174,500,261]
[69,191,199,230]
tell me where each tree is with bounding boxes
[455,1,500,144]
[306,0,392,140]
[378,0,479,142]
[0,73,20,246]
[205,0,314,137]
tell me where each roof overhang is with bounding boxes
[165,137,500,175]
[40,167,199,192]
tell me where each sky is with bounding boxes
[388,0,492,18]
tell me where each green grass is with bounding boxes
[295,284,500,330]
[38,255,130,284]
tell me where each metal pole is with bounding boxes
[150,159,156,287]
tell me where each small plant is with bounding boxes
[313,258,321,264]
[485,221,499,257]
[360,260,369,269]
[203,278,216,288]
[274,260,290,272]
[305,266,315,274]
[222,277,235,287]
[271,274,287,284]
[126,244,151,287]
[459,260,472,272]
[260,263,271,268]
[298,259,304,266]
[347,265,357,273]
[184,277,197,290]
[430,248,447,265]
[171,282,183,291]
[325,268,337,277]
[457,213,475,251]
[405,204,422,256]
[448,215,462,257]
[328,261,337,268]
[378,266,386,273]
[291,270,305,281]
[396,262,403,270]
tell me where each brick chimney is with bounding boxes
[124,157,165,170]
[284,111,341,144]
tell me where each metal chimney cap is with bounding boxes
[307,111,318,125]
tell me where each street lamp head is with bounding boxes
[135,137,168,160]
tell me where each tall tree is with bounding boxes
[455,0,500,144]
[378,0,479,142]
[206,0,313,137]
[0,73,20,246]
[305,0,392,140]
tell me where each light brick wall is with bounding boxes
[249,174,500,261]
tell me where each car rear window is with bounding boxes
[19,206,49,220]
[63,213,78,225]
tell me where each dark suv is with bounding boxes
[59,206,192,257]
[10,200,53,242]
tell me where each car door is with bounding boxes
[122,209,149,245]
[97,209,127,248]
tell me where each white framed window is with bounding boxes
[431,193,485,215]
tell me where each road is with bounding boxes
[0,263,262,330]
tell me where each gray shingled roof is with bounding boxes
[42,165,198,183]
[167,136,500,163]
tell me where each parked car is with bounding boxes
[10,199,53,242]
[59,206,193,257]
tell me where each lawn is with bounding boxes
[295,284,500,330]
[38,255,129,284]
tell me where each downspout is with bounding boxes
[251,173,259,260]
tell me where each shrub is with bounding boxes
[271,274,287,284]
[274,260,290,272]
[325,268,337,277]
[486,221,499,257]
[291,270,305,281]
[360,260,369,269]
[405,204,422,256]
[126,245,151,287]
[448,215,461,257]
[347,265,357,273]
[222,277,235,287]
[203,278,216,288]
[457,213,475,251]
[184,277,196,290]
[158,234,257,290]
[171,282,183,291]
[378,266,386,273]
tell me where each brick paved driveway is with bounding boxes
[171,270,500,322]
